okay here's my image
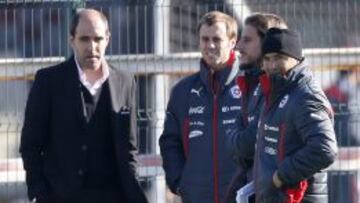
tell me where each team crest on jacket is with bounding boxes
[279,95,289,108]
[230,85,241,99]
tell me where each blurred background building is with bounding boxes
[0,0,359,202]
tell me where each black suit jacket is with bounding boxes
[20,57,148,203]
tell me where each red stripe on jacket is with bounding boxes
[237,75,249,126]
[182,117,190,157]
[259,74,271,111]
[213,95,220,203]
[278,121,308,203]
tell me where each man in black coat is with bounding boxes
[20,8,148,203]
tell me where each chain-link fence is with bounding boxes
[0,0,359,202]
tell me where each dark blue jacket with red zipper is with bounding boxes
[254,60,338,203]
[224,66,264,202]
[159,52,241,203]
[229,67,264,162]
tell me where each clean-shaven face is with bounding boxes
[199,22,236,71]
[70,12,110,70]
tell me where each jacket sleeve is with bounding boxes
[111,73,148,203]
[19,70,50,200]
[277,93,338,186]
[223,165,249,203]
[226,110,259,162]
[159,86,186,194]
[128,78,138,175]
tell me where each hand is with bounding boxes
[272,171,283,188]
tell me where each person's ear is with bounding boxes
[107,31,111,40]
[230,37,236,49]
[69,36,74,48]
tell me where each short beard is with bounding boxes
[239,63,255,70]
[239,60,261,70]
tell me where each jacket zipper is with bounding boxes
[255,109,267,203]
[213,94,220,203]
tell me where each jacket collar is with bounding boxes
[273,58,308,92]
[107,68,126,113]
[66,56,121,119]
[260,59,309,110]
[199,51,240,94]
[237,65,263,94]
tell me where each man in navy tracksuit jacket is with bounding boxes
[159,11,240,203]
[225,13,288,202]
[253,28,338,203]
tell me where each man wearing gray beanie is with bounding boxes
[251,27,338,203]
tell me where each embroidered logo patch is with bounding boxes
[189,121,205,126]
[189,130,203,139]
[264,124,279,132]
[222,119,236,125]
[190,87,203,97]
[222,106,241,113]
[230,85,241,99]
[264,146,277,155]
[248,116,255,123]
[189,106,205,115]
